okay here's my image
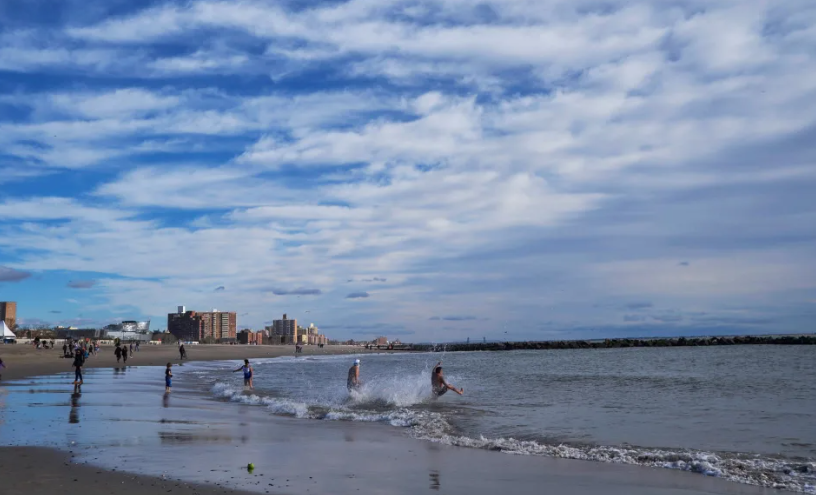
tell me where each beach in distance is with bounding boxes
[1,344,813,495]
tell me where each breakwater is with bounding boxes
[404,334,816,352]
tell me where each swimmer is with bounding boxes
[431,361,463,397]
[347,359,361,392]
[233,359,253,389]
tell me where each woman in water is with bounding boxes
[233,359,253,389]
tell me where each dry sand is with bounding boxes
[0,342,378,381]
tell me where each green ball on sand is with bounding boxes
[247,463,255,470]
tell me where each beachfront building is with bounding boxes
[168,307,236,343]
[200,310,237,343]
[270,314,298,343]
[0,301,17,330]
[238,330,266,345]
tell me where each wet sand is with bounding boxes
[0,447,259,495]
[0,363,782,495]
[0,343,375,381]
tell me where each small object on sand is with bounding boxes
[248,463,255,471]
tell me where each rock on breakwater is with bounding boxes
[405,334,816,353]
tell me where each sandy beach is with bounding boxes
[0,345,785,495]
[0,342,374,381]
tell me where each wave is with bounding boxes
[208,381,815,494]
[411,433,816,493]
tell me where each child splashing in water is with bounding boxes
[233,359,253,390]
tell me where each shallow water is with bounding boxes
[0,346,814,493]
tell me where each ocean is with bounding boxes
[0,346,814,493]
[196,346,816,492]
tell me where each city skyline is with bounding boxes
[1,1,815,342]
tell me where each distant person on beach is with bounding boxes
[72,350,85,385]
[431,361,463,397]
[0,357,5,380]
[347,359,361,392]
[114,345,122,363]
[179,343,186,360]
[165,363,173,393]
[122,346,129,365]
[62,342,68,358]
[129,343,133,357]
[233,359,253,389]
[136,342,140,352]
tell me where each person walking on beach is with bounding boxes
[72,349,85,385]
[431,361,463,397]
[122,345,129,365]
[347,359,361,392]
[179,343,186,360]
[233,359,253,389]
[0,357,5,381]
[114,345,122,363]
[129,343,133,357]
[165,363,173,393]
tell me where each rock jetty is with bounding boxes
[404,334,816,353]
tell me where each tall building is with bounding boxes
[200,309,237,343]
[168,310,204,342]
[0,301,17,329]
[270,314,297,343]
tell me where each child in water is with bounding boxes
[233,359,253,389]
[165,363,173,393]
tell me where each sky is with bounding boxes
[1,0,815,342]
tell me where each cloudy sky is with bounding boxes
[1,0,815,341]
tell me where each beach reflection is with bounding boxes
[69,390,81,424]
[429,470,440,490]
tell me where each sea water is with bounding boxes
[0,345,814,492]
[198,346,816,492]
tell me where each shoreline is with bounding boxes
[0,343,385,381]
[0,346,794,495]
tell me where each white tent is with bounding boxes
[1,321,16,341]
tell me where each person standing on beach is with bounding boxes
[179,343,186,360]
[129,343,133,357]
[114,345,122,363]
[0,357,5,380]
[347,359,361,392]
[165,363,173,393]
[431,361,463,397]
[233,359,253,389]
[72,350,85,385]
[121,345,129,365]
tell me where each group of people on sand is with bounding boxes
[347,359,464,397]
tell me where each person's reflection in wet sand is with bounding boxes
[163,393,170,408]
[429,470,440,491]
[69,386,81,424]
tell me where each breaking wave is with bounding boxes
[210,379,816,493]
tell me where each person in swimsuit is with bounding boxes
[165,363,173,393]
[431,361,463,397]
[347,359,361,392]
[233,359,253,389]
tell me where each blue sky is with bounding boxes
[1,0,815,341]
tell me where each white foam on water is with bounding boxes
[409,430,816,494]
[208,373,816,494]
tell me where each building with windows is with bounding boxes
[168,307,236,343]
[270,314,298,343]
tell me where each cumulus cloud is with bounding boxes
[0,0,814,340]
[67,280,96,289]
[0,266,32,282]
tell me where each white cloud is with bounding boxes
[1,0,815,337]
